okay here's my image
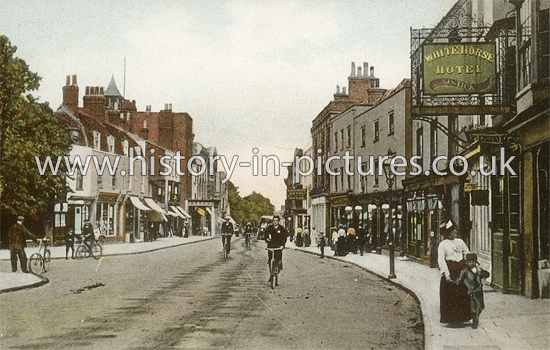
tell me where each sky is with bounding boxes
[1,0,459,210]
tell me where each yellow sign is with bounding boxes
[196,208,205,216]
[464,183,478,192]
[287,189,308,200]
[423,43,497,95]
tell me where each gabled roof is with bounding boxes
[104,75,123,97]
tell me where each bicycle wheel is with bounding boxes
[270,259,276,289]
[91,243,103,259]
[43,249,51,272]
[75,245,87,260]
[29,253,43,275]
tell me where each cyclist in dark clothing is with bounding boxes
[82,221,95,252]
[265,215,287,278]
[221,216,234,253]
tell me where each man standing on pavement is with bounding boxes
[9,216,38,273]
[357,224,367,256]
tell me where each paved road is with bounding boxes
[0,237,423,349]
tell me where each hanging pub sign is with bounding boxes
[423,43,497,95]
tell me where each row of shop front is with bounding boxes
[52,194,222,244]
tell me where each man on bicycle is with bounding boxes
[221,215,234,254]
[244,222,253,245]
[265,215,287,281]
[82,220,95,252]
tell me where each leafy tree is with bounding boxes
[226,181,274,226]
[0,35,71,238]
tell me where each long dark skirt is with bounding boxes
[440,259,472,323]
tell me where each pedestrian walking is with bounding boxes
[8,216,38,273]
[303,227,311,247]
[318,232,326,258]
[65,229,75,259]
[336,225,347,256]
[438,219,472,324]
[357,224,366,256]
[347,226,356,254]
[295,226,303,247]
[454,253,490,329]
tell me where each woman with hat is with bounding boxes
[437,219,472,324]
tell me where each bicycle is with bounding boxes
[244,232,251,249]
[266,246,284,289]
[75,236,103,260]
[28,238,51,275]
[221,233,232,259]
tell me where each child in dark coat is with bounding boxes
[454,253,490,329]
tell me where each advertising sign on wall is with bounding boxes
[423,43,497,95]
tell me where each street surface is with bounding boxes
[0,237,423,349]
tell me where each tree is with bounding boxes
[226,181,275,226]
[0,35,71,239]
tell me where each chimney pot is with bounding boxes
[66,75,71,86]
[343,87,347,94]
[370,66,375,77]
[363,63,368,77]
[357,67,362,77]
[351,62,356,77]
[72,74,77,85]
[336,84,340,94]
[100,87,104,95]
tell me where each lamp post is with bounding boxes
[382,155,397,279]
[345,206,353,228]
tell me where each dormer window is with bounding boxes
[108,135,115,153]
[122,140,129,156]
[93,131,101,150]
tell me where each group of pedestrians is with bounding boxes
[330,224,372,257]
[438,219,490,329]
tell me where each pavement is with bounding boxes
[1,236,549,350]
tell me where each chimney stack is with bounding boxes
[63,74,79,109]
[83,85,106,119]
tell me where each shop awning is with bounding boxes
[130,196,152,211]
[148,211,168,222]
[144,198,166,214]
[167,210,180,217]
[170,206,185,218]
[175,206,191,219]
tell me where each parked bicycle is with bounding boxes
[75,236,103,260]
[28,238,51,275]
[221,233,232,259]
[266,246,284,289]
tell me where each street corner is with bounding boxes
[0,270,48,294]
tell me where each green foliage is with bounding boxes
[0,35,72,217]
[226,181,275,226]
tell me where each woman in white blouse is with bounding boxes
[438,220,472,324]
